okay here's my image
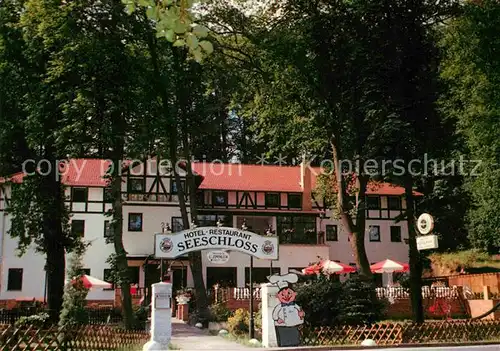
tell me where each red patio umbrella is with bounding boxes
[302,260,356,275]
[70,275,112,289]
[370,259,409,286]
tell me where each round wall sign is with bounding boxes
[417,213,434,235]
[207,250,230,264]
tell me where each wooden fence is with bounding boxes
[300,320,500,346]
[0,324,149,351]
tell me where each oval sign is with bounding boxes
[207,250,230,264]
[417,213,434,235]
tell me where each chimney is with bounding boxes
[300,155,313,211]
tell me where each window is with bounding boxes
[7,268,23,291]
[390,226,402,242]
[196,191,204,205]
[245,267,280,285]
[128,178,145,193]
[104,220,113,238]
[277,216,316,244]
[171,217,184,232]
[82,268,91,276]
[197,214,230,227]
[366,196,380,210]
[388,196,401,210]
[103,268,115,290]
[288,194,302,209]
[265,193,280,208]
[326,225,338,241]
[170,180,185,194]
[212,191,228,206]
[71,220,85,237]
[128,213,143,231]
[104,187,113,203]
[71,187,87,202]
[369,225,381,242]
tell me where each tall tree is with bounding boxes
[440,0,500,254]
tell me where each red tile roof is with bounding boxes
[191,162,422,196]
[0,159,422,196]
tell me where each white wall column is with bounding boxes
[261,282,279,348]
[143,282,172,351]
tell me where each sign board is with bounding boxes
[207,250,230,264]
[154,292,171,309]
[154,226,279,260]
[417,213,434,235]
[417,234,439,251]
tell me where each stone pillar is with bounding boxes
[261,282,279,348]
[143,282,172,351]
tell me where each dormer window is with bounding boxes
[388,196,401,210]
[366,196,380,209]
[71,187,87,202]
[265,193,280,208]
[212,191,227,206]
[128,178,144,193]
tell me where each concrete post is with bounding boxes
[484,286,490,300]
[143,282,172,351]
[261,282,279,348]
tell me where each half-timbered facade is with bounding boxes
[0,158,418,303]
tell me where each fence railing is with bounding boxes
[375,286,461,300]
[300,320,500,346]
[0,324,149,351]
[213,286,461,303]
[0,307,123,325]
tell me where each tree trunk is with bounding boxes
[110,163,135,329]
[41,159,66,323]
[404,176,424,323]
[144,26,209,321]
[330,140,372,278]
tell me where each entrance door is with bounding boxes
[172,267,187,292]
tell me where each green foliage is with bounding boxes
[59,250,89,326]
[337,276,385,325]
[227,308,249,335]
[15,312,50,328]
[132,304,148,330]
[295,275,343,327]
[209,302,233,322]
[124,0,213,62]
[440,0,500,254]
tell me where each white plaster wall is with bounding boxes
[122,205,183,255]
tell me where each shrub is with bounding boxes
[254,303,262,331]
[15,312,50,328]
[295,275,343,326]
[209,302,233,322]
[59,250,89,326]
[227,308,249,335]
[132,305,148,329]
[337,275,385,325]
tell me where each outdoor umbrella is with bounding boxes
[370,259,409,286]
[302,260,356,275]
[70,275,112,289]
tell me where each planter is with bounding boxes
[176,295,191,304]
[208,321,228,332]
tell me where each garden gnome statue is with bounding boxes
[267,273,305,347]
